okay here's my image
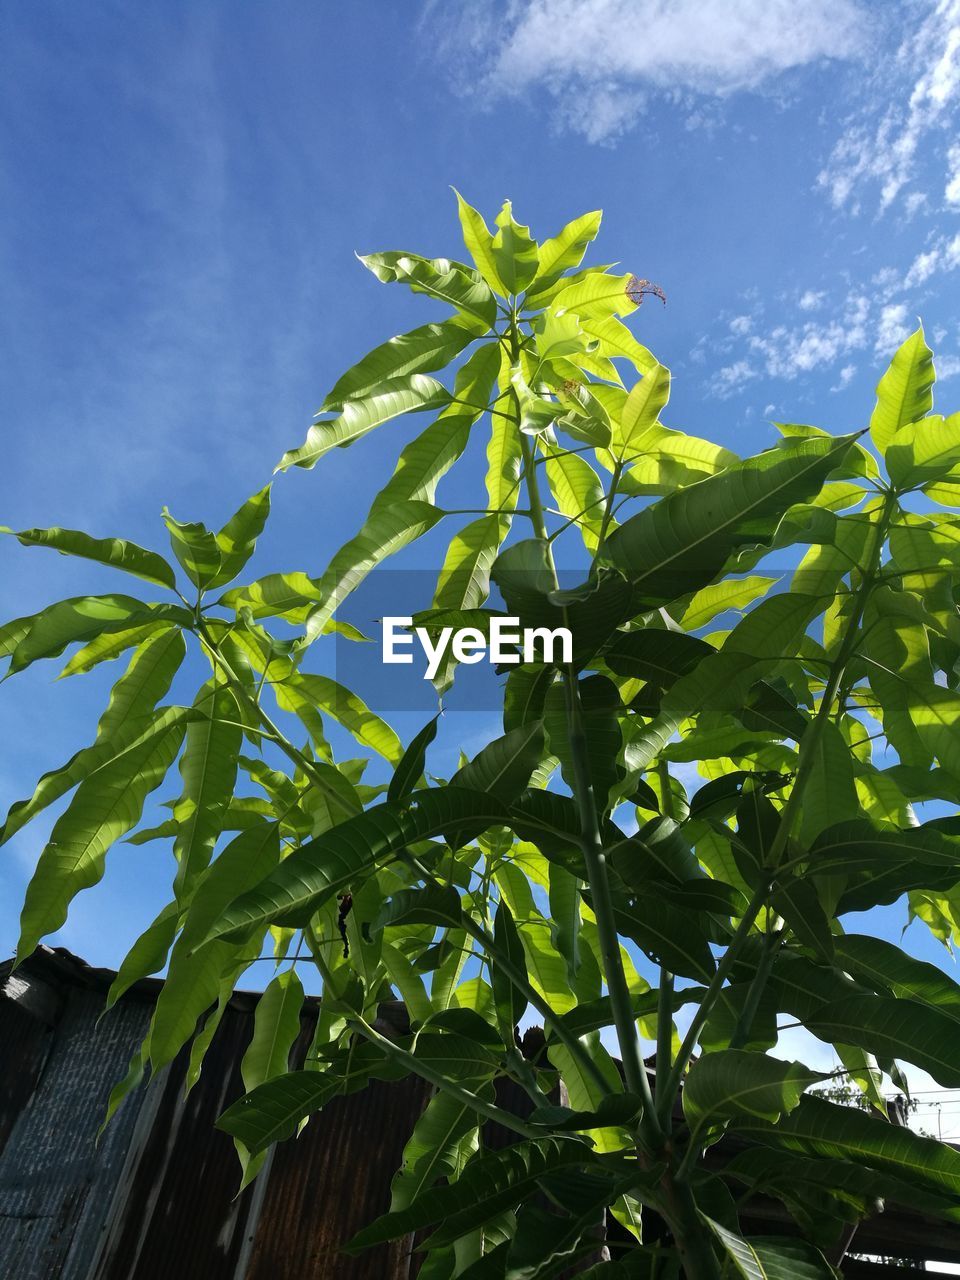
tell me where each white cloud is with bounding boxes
[729,314,753,335]
[906,246,942,286]
[947,141,960,204]
[740,292,869,383]
[832,363,857,391]
[875,302,913,353]
[433,0,869,142]
[818,0,960,212]
[904,231,960,286]
[798,289,825,311]
[938,353,960,377]
[715,359,759,397]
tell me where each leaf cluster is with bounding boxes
[5,197,960,1276]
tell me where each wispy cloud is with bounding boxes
[875,302,913,352]
[430,0,870,143]
[818,0,960,213]
[798,290,825,312]
[946,141,960,204]
[904,231,960,286]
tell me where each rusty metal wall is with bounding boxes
[0,967,153,1280]
[0,951,432,1280]
[88,1002,263,1280]
[4,947,960,1278]
[246,1073,432,1280]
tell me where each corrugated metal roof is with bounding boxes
[2,946,960,1277]
[0,948,429,1279]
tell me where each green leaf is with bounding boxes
[235,967,305,1183]
[614,363,670,459]
[545,1029,628,1156]
[600,435,858,605]
[531,309,595,362]
[739,1094,960,1199]
[390,1085,492,1211]
[373,883,461,934]
[414,1020,502,1085]
[6,596,189,675]
[887,412,960,490]
[303,500,444,641]
[609,895,716,983]
[179,821,282,952]
[683,1051,824,1132]
[369,342,499,508]
[172,685,243,900]
[281,373,455,476]
[615,424,738,493]
[359,251,498,330]
[579,313,656,375]
[1,631,186,844]
[200,787,509,943]
[548,862,582,987]
[322,320,475,411]
[277,375,451,473]
[217,1069,341,1152]
[544,675,622,812]
[242,967,304,1087]
[455,191,507,295]
[542,443,606,553]
[703,1218,834,1280]
[605,629,712,686]
[97,627,186,737]
[347,1138,589,1252]
[492,200,539,295]
[834,933,960,1020]
[2,525,176,589]
[105,900,181,1011]
[491,900,528,1034]
[771,878,834,963]
[435,515,506,610]
[288,672,401,764]
[797,719,859,847]
[162,510,222,589]
[16,705,191,962]
[486,389,523,511]
[806,993,960,1087]
[452,722,546,802]
[429,514,511,691]
[678,577,776,631]
[59,621,175,677]
[550,271,641,321]
[388,713,442,804]
[808,818,960,876]
[870,324,935,454]
[525,209,602,303]
[209,484,272,588]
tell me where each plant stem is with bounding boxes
[659,490,898,1119]
[562,666,660,1136]
[729,926,782,1051]
[655,760,676,1122]
[512,315,659,1139]
[658,876,773,1125]
[350,1016,542,1140]
[659,1172,722,1280]
[196,620,357,822]
[401,850,613,1095]
[593,459,622,563]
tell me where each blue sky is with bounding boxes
[2,1,960,1039]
